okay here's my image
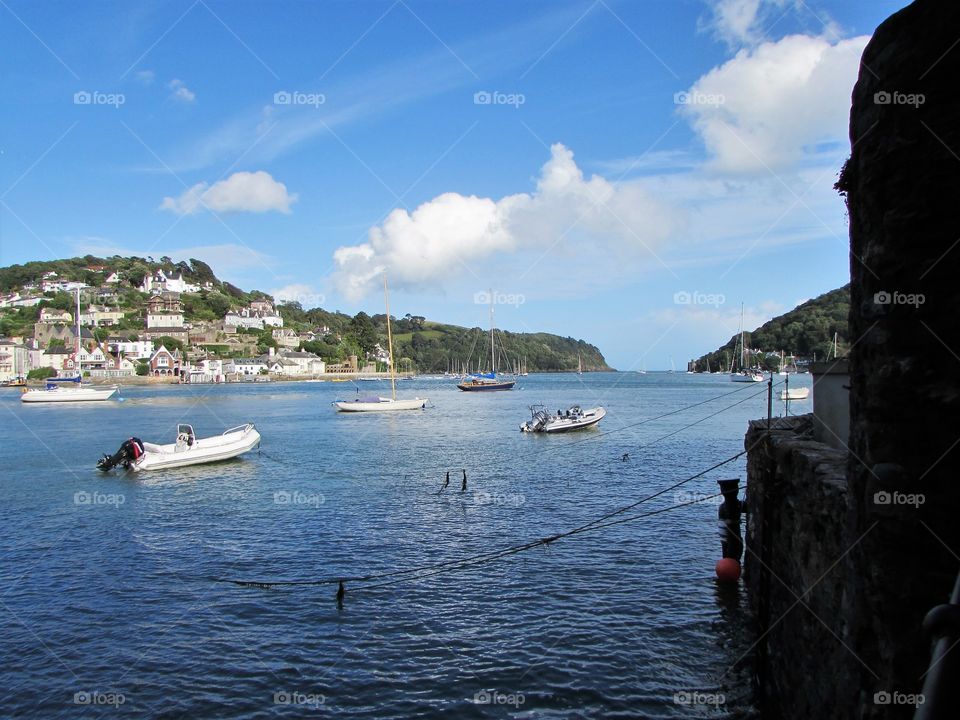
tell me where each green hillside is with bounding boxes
[0,255,613,372]
[694,285,849,371]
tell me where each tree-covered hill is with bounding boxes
[1,256,613,372]
[695,285,849,371]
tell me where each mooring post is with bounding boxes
[767,374,773,429]
[784,373,790,416]
[716,478,744,582]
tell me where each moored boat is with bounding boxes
[21,289,118,403]
[332,274,428,412]
[457,372,516,391]
[780,387,810,400]
[333,396,427,412]
[520,404,606,433]
[97,423,260,472]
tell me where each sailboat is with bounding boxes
[21,289,118,403]
[577,353,583,376]
[457,292,515,391]
[333,275,428,412]
[730,304,764,383]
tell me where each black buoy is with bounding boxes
[336,580,345,607]
[461,469,467,492]
[439,472,449,494]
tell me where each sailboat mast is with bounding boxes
[383,274,396,400]
[489,289,495,374]
[740,303,746,370]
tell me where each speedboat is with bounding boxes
[97,423,260,472]
[520,405,606,433]
[333,396,427,412]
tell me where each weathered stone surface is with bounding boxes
[843,0,960,716]
[745,417,854,719]
[746,2,960,718]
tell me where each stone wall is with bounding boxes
[744,2,960,718]
[842,1,960,715]
[744,416,853,719]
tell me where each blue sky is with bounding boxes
[0,0,907,368]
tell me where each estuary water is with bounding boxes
[0,372,808,718]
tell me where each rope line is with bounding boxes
[217,449,746,590]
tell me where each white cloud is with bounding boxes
[681,33,869,173]
[168,78,195,103]
[331,144,681,300]
[160,170,298,215]
[135,70,155,85]
[703,0,765,48]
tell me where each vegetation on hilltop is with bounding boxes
[694,285,850,371]
[0,256,613,371]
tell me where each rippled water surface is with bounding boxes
[1,372,808,717]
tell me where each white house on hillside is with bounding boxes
[140,269,202,295]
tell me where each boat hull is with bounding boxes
[134,425,261,471]
[730,373,764,383]
[521,406,606,433]
[334,397,427,412]
[21,386,118,403]
[780,388,810,400]
[456,381,516,391]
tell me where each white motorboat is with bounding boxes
[333,396,427,412]
[97,423,260,472]
[520,404,606,433]
[780,387,810,400]
[21,289,118,403]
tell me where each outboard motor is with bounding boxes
[97,437,145,472]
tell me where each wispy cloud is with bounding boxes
[168,78,196,103]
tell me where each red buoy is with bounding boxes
[716,558,741,582]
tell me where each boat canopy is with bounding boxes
[468,372,497,380]
[48,376,81,384]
